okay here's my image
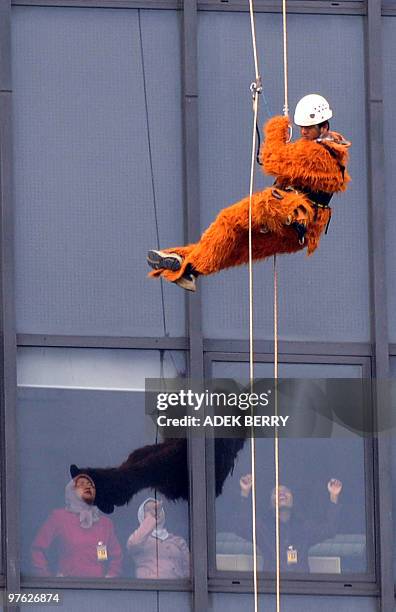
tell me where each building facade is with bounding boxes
[1,0,396,610]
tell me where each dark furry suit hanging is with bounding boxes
[71,438,246,514]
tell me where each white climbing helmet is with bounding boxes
[294,94,333,127]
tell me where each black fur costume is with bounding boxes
[70,380,333,513]
[70,437,246,514]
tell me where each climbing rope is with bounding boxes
[275,4,290,612]
[247,1,290,610]
[248,82,260,612]
[282,0,289,117]
[273,256,280,612]
[247,2,261,611]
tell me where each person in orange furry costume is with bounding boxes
[147,94,351,291]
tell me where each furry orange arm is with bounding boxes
[260,116,349,194]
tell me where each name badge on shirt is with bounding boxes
[287,546,298,565]
[97,541,108,561]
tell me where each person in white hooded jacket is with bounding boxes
[127,498,190,579]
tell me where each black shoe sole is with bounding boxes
[147,250,182,272]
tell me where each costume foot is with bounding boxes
[147,250,182,272]
[174,273,197,292]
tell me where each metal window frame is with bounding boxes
[18,374,193,593]
[16,334,190,350]
[16,334,373,355]
[10,0,366,15]
[365,2,394,612]
[182,0,209,605]
[0,3,21,612]
[203,351,377,596]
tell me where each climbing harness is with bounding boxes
[272,183,333,243]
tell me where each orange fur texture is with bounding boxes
[149,115,350,283]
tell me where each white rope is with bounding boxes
[247,1,290,611]
[247,97,282,612]
[249,0,260,81]
[273,4,289,612]
[282,0,289,116]
[273,256,280,612]
[247,2,261,610]
[248,90,260,612]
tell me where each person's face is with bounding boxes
[74,476,96,504]
[271,485,293,509]
[299,124,321,141]
[144,500,162,519]
[143,500,166,529]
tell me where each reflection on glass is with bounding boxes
[235,473,343,573]
[127,497,190,578]
[213,361,369,576]
[18,348,189,579]
[31,475,122,578]
[389,359,396,581]
[216,438,367,575]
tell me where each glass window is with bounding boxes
[208,358,372,578]
[198,12,369,343]
[12,7,184,337]
[389,357,396,582]
[17,348,190,581]
[384,17,396,343]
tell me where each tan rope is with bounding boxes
[249,0,260,81]
[273,4,289,612]
[247,2,261,611]
[248,1,289,610]
[248,91,260,612]
[273,256,280,612]
[282,0,289,116]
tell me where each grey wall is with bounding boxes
[20,590,191,611]
[6,3,393,611]
[209,593,377,612]
[12,6,185,337]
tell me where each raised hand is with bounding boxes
[240,473,253,497]
[327,478,343,503]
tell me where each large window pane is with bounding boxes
[198,12,368,342]
[389,357,396,582]
[17,348,190,581]
[12,7,184,337]
[384,17,396,342]
[209,359,371,577]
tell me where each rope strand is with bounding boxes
[273,257,280,612]
[247,1,261,609]
[248,90,260,612]
[249,0,260,81]
[248,2,289,610]
[282,0,289,116]
[273,2,289,610]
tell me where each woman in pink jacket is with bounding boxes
[127,498,190,579]
[31,475,122,578]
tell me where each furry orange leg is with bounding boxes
[149,188,329,283]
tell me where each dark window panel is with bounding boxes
[12,7,185,337]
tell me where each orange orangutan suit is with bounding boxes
[149,115,350,283]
